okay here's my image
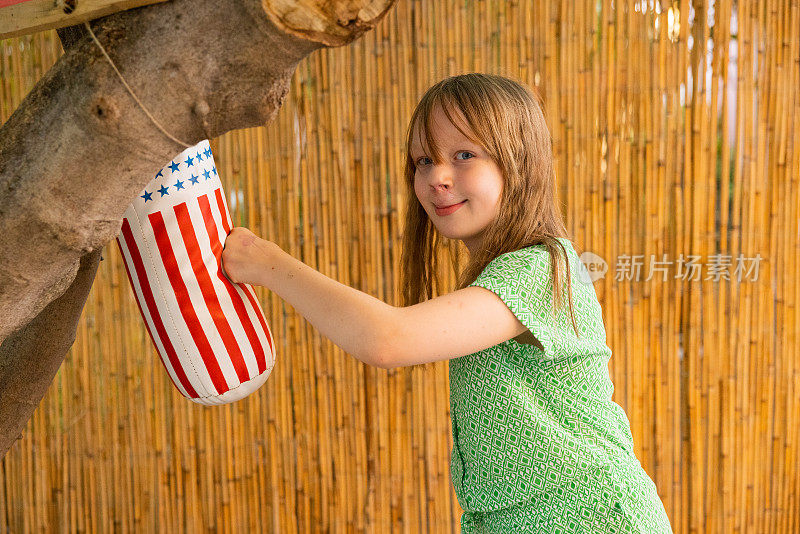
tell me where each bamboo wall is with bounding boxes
[1,0,799,532]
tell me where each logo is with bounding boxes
[578,251,608,284]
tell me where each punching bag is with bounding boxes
[116,140,276,405]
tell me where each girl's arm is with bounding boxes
[222,227,531,370]
[222,227,394,368]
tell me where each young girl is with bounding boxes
[221,73,673,533]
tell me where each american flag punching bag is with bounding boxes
[116,140,276,405]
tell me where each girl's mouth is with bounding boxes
[434,200,467,216]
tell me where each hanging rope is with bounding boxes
[83,21,193,149]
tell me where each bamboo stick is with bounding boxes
[2,2,800,531]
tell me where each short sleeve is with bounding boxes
[468,244,586,361]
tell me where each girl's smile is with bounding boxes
[410,105,504,255]
[434,199,467,216]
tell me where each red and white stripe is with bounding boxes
[116,149,275,405]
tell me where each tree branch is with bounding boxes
[0,0,395,343]
[0,0,396,457]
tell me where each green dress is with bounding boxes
[450,238,673,533]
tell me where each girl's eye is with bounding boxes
[415,152,474,167]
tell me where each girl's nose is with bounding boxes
[428,165,453,190]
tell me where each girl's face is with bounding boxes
[411,105,504,256]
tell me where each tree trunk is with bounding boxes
[0,0,395,458]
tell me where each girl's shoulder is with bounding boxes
[476,238,577,282]
[504,237,577,264]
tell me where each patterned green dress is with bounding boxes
[450,238,673,533]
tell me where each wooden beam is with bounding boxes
[0,0,170,40]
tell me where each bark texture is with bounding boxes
[0,0,395,458]
[0,250,101,457]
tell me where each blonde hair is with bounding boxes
[399,73,579,338]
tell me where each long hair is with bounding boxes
[399,73,579,337]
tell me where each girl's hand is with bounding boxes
[221,227,269,286]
